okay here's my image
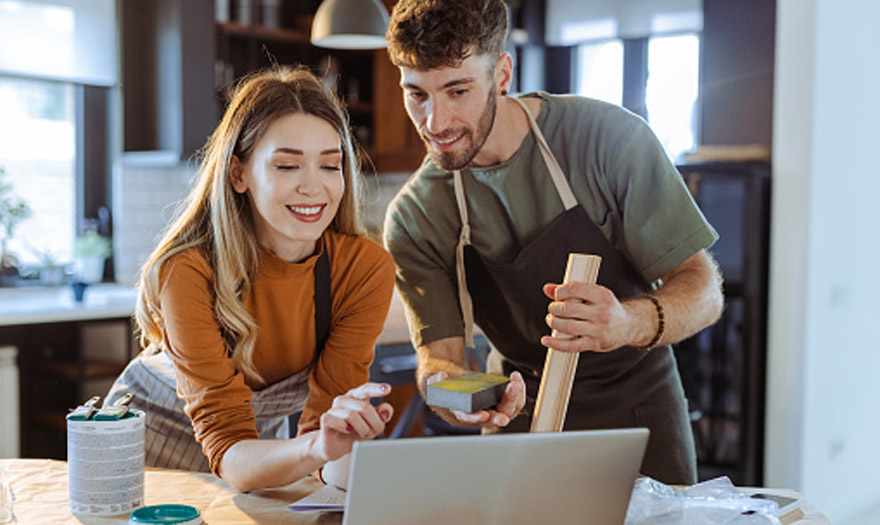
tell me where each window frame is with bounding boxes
[0,75,114,282]
[76,84,114,281]
[567,31,702,153]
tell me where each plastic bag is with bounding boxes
[624,476,783,525]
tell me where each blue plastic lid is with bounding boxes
[129,504,202,524]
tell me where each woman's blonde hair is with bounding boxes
[135,66,363,383]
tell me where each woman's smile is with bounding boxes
[286,203,327,223]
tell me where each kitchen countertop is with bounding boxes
[0,283,138,327]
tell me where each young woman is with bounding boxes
[105,66,395,492]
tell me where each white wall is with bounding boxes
[768,0,880,522]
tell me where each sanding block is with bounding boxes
[426,372,510,413]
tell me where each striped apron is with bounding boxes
[104,242,332,472]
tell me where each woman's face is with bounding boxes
[232,112,344,262]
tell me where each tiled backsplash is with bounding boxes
[113,163,410,285]
[113,161,198,285]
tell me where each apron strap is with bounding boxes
[453,169,475,348]
[313,235,331,362]
[223,238,331,360]
[509,97,578,211]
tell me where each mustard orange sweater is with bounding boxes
[158,231,395,475]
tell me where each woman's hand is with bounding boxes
[312,382,394,463]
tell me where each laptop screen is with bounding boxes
[341,428,648,525]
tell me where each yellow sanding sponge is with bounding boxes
[426,372,510,413]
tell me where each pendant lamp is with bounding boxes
[310,0,390,50]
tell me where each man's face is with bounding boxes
[400,54,498,170]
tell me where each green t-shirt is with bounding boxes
[383,92,718,348]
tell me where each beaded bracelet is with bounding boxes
[637,294,665,350]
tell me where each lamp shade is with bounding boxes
[311,0,390,50]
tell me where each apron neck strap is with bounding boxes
[509,96,578,210]
[313,235,331,364]
[453,169,475,348]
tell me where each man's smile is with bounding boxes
[425,130,467,150]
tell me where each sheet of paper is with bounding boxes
[288,483,346,512]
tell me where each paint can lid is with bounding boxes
[129,504,202,524]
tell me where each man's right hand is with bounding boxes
[426,370,526,428]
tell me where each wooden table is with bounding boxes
[5,459,340,524]
[4,459,831,524]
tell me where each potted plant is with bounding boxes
[36,250,66,286]
[73,230,112,283]
[0,166,32,286]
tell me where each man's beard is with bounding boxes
[422,90,497,171]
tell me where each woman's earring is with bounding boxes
[501,89,508,96]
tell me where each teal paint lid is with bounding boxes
[129,504,203,524]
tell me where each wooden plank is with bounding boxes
[530,253,601,433]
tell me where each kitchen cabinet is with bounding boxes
[122,0,423,172]
[372,49,425,172]
[674,161,771,485]
[214,0,423,172]
[12,319,134,459]
[0,285,137,459]
[214,18,376,156]
[120,0,217,160]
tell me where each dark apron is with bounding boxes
[452,97,696,484]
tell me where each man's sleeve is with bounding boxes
[383,193,464,348]
[605,116,718,282]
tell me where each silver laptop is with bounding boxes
[340,428,649,525]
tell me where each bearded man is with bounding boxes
[382,0,724,485]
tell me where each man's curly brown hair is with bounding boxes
[386,0,509,70]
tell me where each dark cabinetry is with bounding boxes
[5,318,135,459]
[372,49,425,172]
[675,161,771,485]
[700,0,776,149]
[215,18,376,153]
[122,0,423,172]
[121,0,217,159]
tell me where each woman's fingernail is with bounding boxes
[381,384,389,392]
[379,409,391,420]
[346,423,353,433]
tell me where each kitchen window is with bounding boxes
[645,33,700,161]
[575,32,701,160]
[575,40,624,106]
[0,0,116,283]
[0,75,76,268]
